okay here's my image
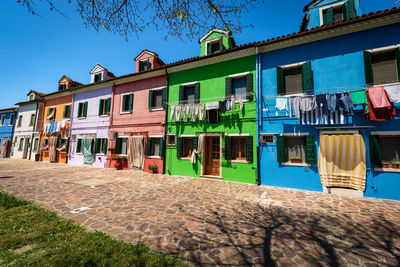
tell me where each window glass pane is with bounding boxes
[285,137,306,161]
[233,78,247,99]
[151,138,160,156]
[211,41,220,54]
[19,138,24,151]
[372,50,398,84]
[153,90,163,108]
[167,135,176,146]
[121,138,128,154]
[184,87,195,104]
[284,67,302,95]
[34,138,39,151]
[333,6,343,22]
[182,138,193,157]
[380,136,400,162]
[1,116,5,125]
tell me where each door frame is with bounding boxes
[22,137,30,159]
[201,134,222,178]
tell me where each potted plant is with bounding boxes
[111,155,127,170]
[381,162,390,168]
[391,161,400,169]
[148,164,158,174]
[290,157,303,163]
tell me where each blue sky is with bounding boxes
[0,0,397,109]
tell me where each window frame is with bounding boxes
[370,49,399,85]
[150,89,164,110]
[229,74,249,102]
[33,138,39,152]
[9,114,15,126]
[18,138,24,151]
[17,115,23,127]
[47,107,56,121]
[147,136,162,158]
[181,137,194,159]
[372,134,400,173]
[1,115,6,126]
[99,98,111,116]
[230,136,248,163]
[281,64,304,96]
[120,93,134,114]
[94,73,102,83]
[139,59,150,72]
[98,138,107,154]
[119,137,129,156]
[183,85,195,105]
[319,2,345,26]
[280,134,311,167]
[77,102,87,119]
[205,37,222,56]
[29,114,35,126]
[166,134,176,146]
[63,104,72,119]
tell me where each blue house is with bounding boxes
[256,1,400,200]
[0,107,19,158]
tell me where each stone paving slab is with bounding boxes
[0,159,399,266]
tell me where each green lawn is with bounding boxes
[0,191,185,266]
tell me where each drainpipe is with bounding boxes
[163,67,169,175]
[65,89,73,164]
[29,101,40,160]
[256,46,262,186]
[107,83,116,167]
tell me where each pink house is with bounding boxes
[107,49,167,173]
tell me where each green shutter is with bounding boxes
[302,61,313,93]
[63,106,67,118]
[129,94,133,111]
[146,59,150,70]
[194,83,200,104]
[148,90,153,110]
[207,42,211,55]
[396,47,400,81]
[345,0,356,19]
[369,135,382,168]
[159,137,163,157]
[99,99,104,115]
[179,85,184,103]
[146,137,151,156]
[106,98,111,113]
[219,37,224,52]
[277,67,285,95]
[122,95,127,112]
[162,87,167,108]
[326,7,334,24]
[225,136,231,160]
[103,139,108,154]
[193,137,198,150]
[176,137,182,158]
[78,103,82,117]
[58,84,62,91]
[225,77,233,99]
[246,136,253,162]
[76,139,82,153]
[323,9,328,24]
[246,73,253,101]
[305,135,315,164]
[364,51,374,85]
[114,138,122,154]
[342,4,347,20]
[95,138,101,153]
[276,136,286,163]
[84,102,88,117]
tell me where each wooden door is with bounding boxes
[22,138,29,159]
[204,136,220,176]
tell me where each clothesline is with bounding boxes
[165,92,254,105]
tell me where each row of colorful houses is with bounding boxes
[1,0,400,200]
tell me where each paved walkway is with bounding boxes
[0,159,399,266]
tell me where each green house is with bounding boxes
[165,29,257,184]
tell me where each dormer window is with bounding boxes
[29,94,34,101]
[58,83,67,91]
[94,73,102,83]
[206,38,223,56]
[139,59,150,72]
[321,0,356,26]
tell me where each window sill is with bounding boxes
[229,160,249,164]
[166,144,176,147]
[147,156,161,159]
[179,157,192,160]
[78,117,86,120]
[120,111,132,115]
[234,100,250,103]
[149,108,164,112]
[281,162,311,167]
[374,168,400,173]
[99,114,110,117]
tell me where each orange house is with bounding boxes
[38,75,81,163]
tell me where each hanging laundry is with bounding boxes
[316,94,329,115]
[175,104,182,121]
[340,93,353,115]
[239,97,244,110]
[299,95,317,112]
[56,121,61,132]
[226,99,231,111]
[182,105,189,122]
[170,105,176,121]
[383,83,400,103]
[289,97,301,119]
[219,100,227,113]
[368,86,391,108]
[190,105,197,122]
[199,104,205,121]
[364,90,395,121]
[275,97,288,116]
[230,96,236,111]
[350,89,369,114]
[205,101,219,110]
[326,94,337,113]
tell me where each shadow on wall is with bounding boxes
[174,201,400,266]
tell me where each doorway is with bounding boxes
[203,136,221,176]
[22,137,29,159]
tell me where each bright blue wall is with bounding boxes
[257,23,400,200]
[0,110,18,157]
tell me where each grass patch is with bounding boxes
[0,191,185,266]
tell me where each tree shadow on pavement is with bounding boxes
[176,201,400,266]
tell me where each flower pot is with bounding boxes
[392,164,400,169]
[381,162,390,168]
[149,169,157,174]
[290,158,303,163]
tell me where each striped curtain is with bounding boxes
[318,134,366,191]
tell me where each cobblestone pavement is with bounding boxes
[1,159,400,266]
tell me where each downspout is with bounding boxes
[65,89,73,164]
[107,83,116,167]
[256,46,262,186]
[10,110,17,158]
[29,101,40,160]
[163,67,169,175]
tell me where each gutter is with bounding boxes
[255,47,261,186]
[163,68,169,175]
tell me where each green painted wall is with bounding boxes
[165,55,257,184]
[199,32,233,56]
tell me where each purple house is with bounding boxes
[68,64,114,168]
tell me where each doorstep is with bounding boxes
[200,175,222,180]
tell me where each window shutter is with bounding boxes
[302,61,313,93]
[146,137,151,156]
[106,98,111,113]
[84,102,88,117]
[342,4,347,20]
[176,137,182,158]
[219,37,224,52]
[58,84,62,91]
[121,95,127,112]
[78,103,82,117]
[345,0,356,19]
[148,90,153,110]
[193,136,198,151]
[194,83,200,104]
[99,99,104,115]
[225,77,233,99]
[129,94,133,111]
[326,7,334,24]
[63,106,67,118]
[162,87,167,108]
[95,138,101,153]
[246,136,253,162]
[369,135,382,168]
[159,137,163,157]
[103,139,108,154]
[277,67,285,95]
[225,136,231,160]
[146,59,151,70]
[76,139,82,153]
[276,136,286,163]
[364,51,374,85]
[323,9,328,24]
[305,135,315,164]
[114,138,122,154]
[246,73,254,101]
[207,42,211,55]
[179,85,184,103]
[396,47,400,81]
